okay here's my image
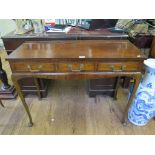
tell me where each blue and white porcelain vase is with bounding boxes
[128,58,155,126]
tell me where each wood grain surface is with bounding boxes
[7,40,145,61]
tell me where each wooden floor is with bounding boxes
[1,50,155,135]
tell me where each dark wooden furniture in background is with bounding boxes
[2,28,128,98]
[2,28,128,54]
[150,36,155,57]
[0,58,17,99]
[129,34,153,49]
[7,40,146,126]
[87,77,119,99]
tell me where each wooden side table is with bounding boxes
[7,40,146,127]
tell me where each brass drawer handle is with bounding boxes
[121,65,126,71]
[68,64,84,72]
[110,65,115,71]
[110,65,126,71]
[27,65,42,72]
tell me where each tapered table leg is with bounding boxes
[34,78,42,100]
[122,74,142,125]
[12,76,33,127]
[0,58,17,99]
[0,100,4,107]
[113,76,120,100]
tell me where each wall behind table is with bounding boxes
[0,19,16,48]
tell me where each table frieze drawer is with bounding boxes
[98,62,142,71]
[13,63,56,72]
[12,63,95,72]
[57,63,95,72]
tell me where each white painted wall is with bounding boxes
[0,19,16,36]
[0,19,16,48]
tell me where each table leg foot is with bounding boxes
[28,122,33,127]
[122,121,127,126]
[122,112,128,126]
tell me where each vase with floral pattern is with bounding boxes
[128,58,155,126]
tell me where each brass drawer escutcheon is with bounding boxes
[121,65,126,71]
[68,64,84,72]
[110,65,127,71]
[110,65,115,71]
[27,65,42,72]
